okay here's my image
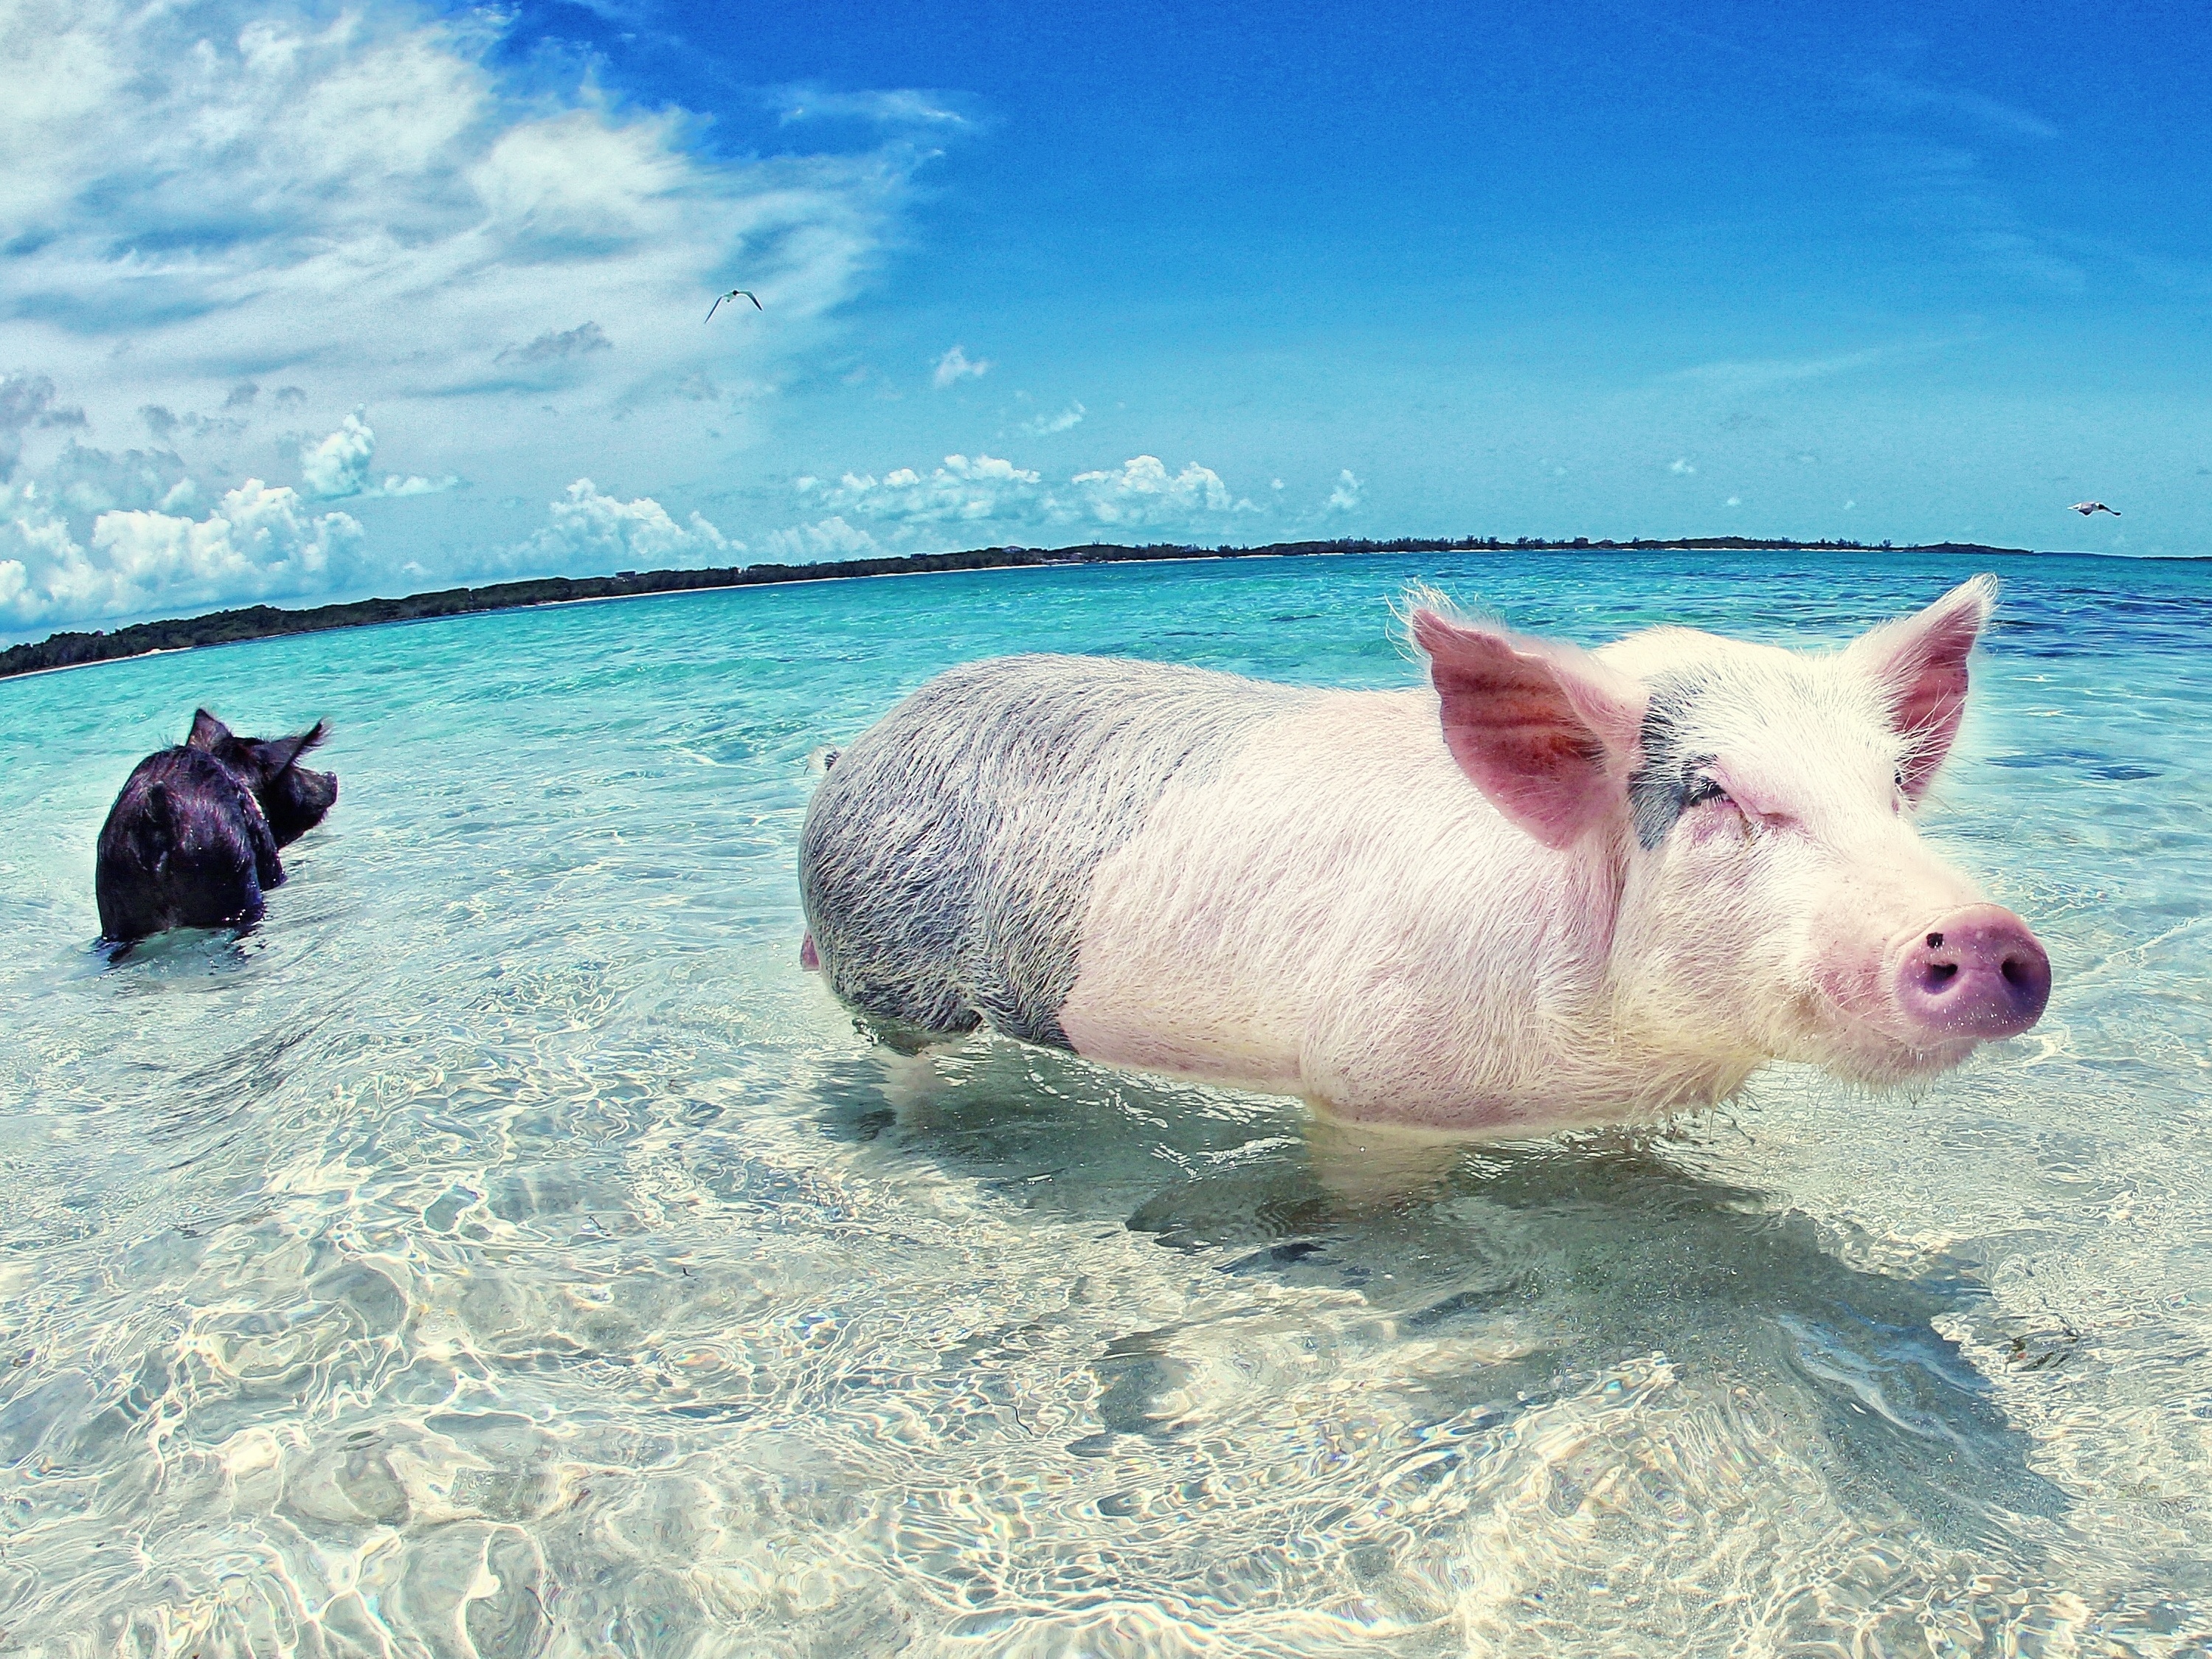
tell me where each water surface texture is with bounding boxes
[1,550,2208,1657]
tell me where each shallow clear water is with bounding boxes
[0,550,2208,1658]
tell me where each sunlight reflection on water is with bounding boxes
[0,550,2207,1656]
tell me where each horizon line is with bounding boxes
[0,532,2167,683]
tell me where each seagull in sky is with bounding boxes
[2070,501,2120,516]
[705,288,762,322]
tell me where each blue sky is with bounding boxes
[1,0,2207,635]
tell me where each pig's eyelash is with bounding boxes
[1682,773,1732,808]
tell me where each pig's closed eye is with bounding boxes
[1681,772,1772,838]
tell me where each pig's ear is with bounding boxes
[1845,575,1995,799]
[1411,609,1647,849]
[263,721,330,774]
[187,709,230,751]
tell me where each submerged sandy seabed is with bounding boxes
[0,548,2205,1656]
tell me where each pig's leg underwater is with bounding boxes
[1300,1115,1470,1211]
[799,655,1305,1048]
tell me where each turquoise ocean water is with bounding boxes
[0,550,2207,1656]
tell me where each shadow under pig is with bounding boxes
[805,1032,2072,1556]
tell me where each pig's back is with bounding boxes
[800,653,1311,1047]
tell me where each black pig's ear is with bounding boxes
[187,709,231,750]
[260,721,329,774]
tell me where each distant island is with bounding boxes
[0,534,2040,681]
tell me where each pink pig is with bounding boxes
[798,575,2050,1131]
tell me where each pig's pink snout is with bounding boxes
[1892,904,2051,1040]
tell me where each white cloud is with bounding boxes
[1725,496,1742,508]
[1067,456,1255,525]
[1021,401,1085,435]
[97,484,364,597]
[519,479,739,570]
[933,345,990,389]
[379,474,454,499]
[1324,469,1363,513]
[795,451,1262,548]
[0,0,933,628]
[0,385,438,631]
[1669,457,1696,474]
[298,409,457,501]
[763,515,881,561]
[0,453,739,631]
[0,476,364,631]
[809,454,1042,524]
[298,410,376,499]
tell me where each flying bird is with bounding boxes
[706,289,762,322]
[2070,501,2120,516]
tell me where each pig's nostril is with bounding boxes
[1895,904,2051,1037]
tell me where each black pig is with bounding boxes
[95,710,338,943]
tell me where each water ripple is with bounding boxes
[0,550,2206,1655]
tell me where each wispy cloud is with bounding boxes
[1,375,87,477]
[1671,347,1895,394]
[770,86,971,128]
[933,345,991,389]
[1861,135,2086,293]
[1859,73,2060,142]
[138,406,243,443]
[496,322,614,365]
[1021,401,1085,434]
[1324,469,1363,513]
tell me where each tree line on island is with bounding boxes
[0,534,2033,680]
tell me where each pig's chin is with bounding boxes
[1786,990,1986,1087]
[1806,1027,1985,1087]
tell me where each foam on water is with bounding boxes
[0,550,2206,1657]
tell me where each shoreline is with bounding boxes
[0,534,2163,683]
